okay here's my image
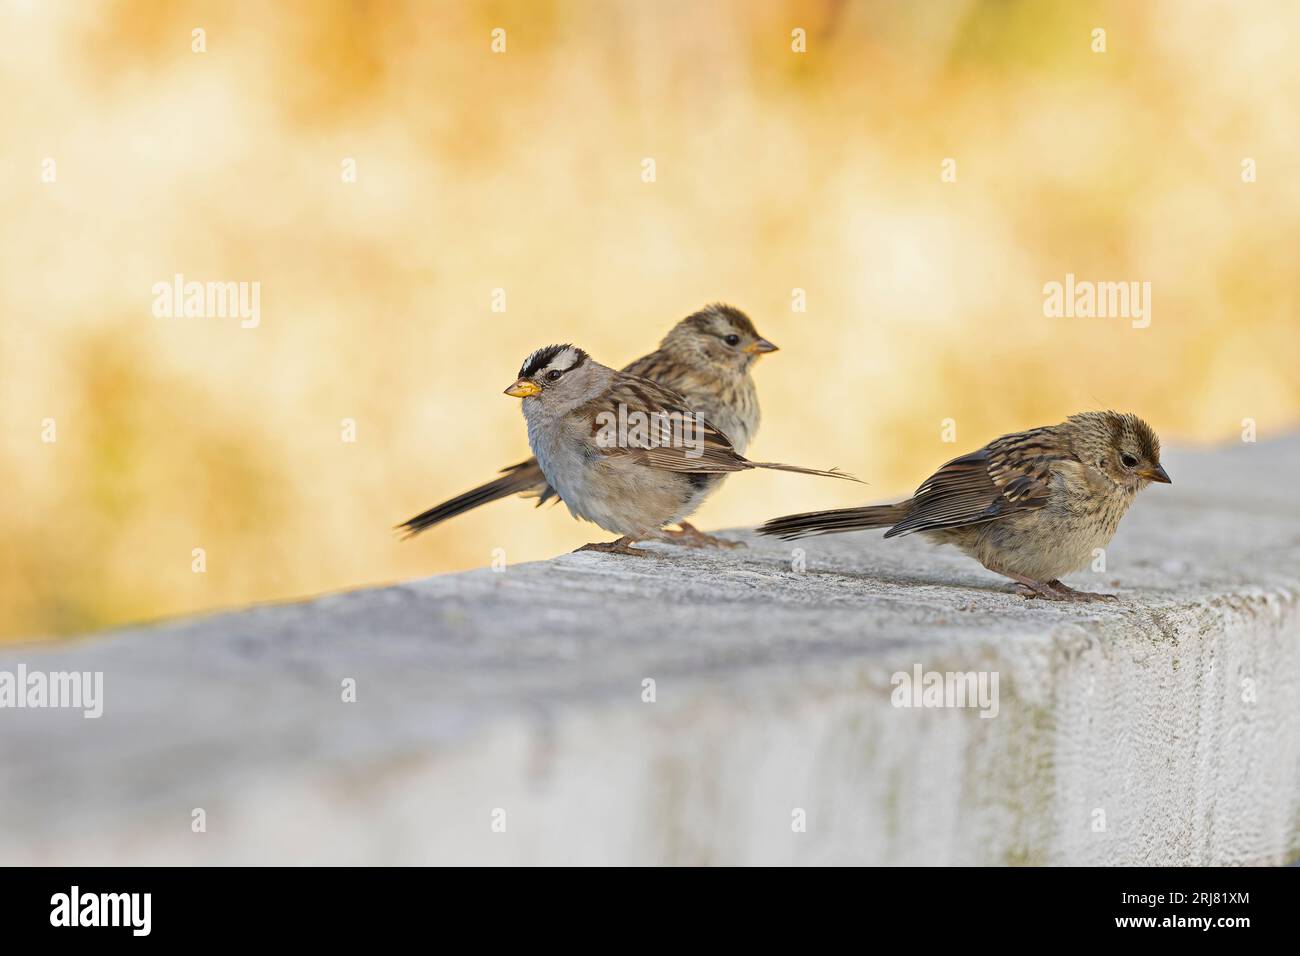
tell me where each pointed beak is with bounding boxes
[744,338,778,355]
[1140,464,1172,484]
[504,379,541,398]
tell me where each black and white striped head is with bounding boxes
[504,344,592,402]
[661,303,778,371]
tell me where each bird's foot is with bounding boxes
[657,521,746,549]
[1009,574,1118,602]
[1047,580,1120,603]
[574,536,651,557]
[1012,580,1064,601]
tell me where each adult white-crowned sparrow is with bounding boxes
[503,343,854,555]
[760,411,1170,601]
[398,304,777,546]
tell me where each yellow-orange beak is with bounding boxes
[743,338,778,355]
[1139,464,1172,484]
[504,379,541,398]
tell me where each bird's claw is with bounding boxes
[657,522,746,549]
[1014,579,1120,603]
[574,536,652,557]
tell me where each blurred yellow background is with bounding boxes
[2,0,1297,641]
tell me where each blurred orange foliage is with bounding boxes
[2,0,1297,639]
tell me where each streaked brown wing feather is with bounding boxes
[580,373,751,474]
[621,349,668,380]
[885,427,1066,538]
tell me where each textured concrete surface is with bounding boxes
[1,437,1298,865]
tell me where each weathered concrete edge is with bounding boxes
[6,437,1299,864]
[10,580,1298,866]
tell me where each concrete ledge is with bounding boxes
[1,438,1298,865]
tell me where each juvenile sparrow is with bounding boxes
[502,344,854,556]
[760,411,1171,601]
[398,304,777,546]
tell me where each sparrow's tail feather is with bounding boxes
[758,501,909,540]
[746,462,861,482]
[397,458,550,538]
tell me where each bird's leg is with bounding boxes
[1003,573,1119,603]
[1004,572,1069,601]
[574,536,651,557]
[656,521,746,549]
[1046,580,1120,603]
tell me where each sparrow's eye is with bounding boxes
[724,334,741,346]
[1120,453,1138,468]
[546,369,563,382]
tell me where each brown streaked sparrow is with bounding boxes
[398,304,777,546]
[501,344,854,556]
[760,411,1171,602]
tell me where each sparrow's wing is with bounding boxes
[578,374,753,473]
[620,347,705,410]
[884,426,1068,538]
[620,347,669,380]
